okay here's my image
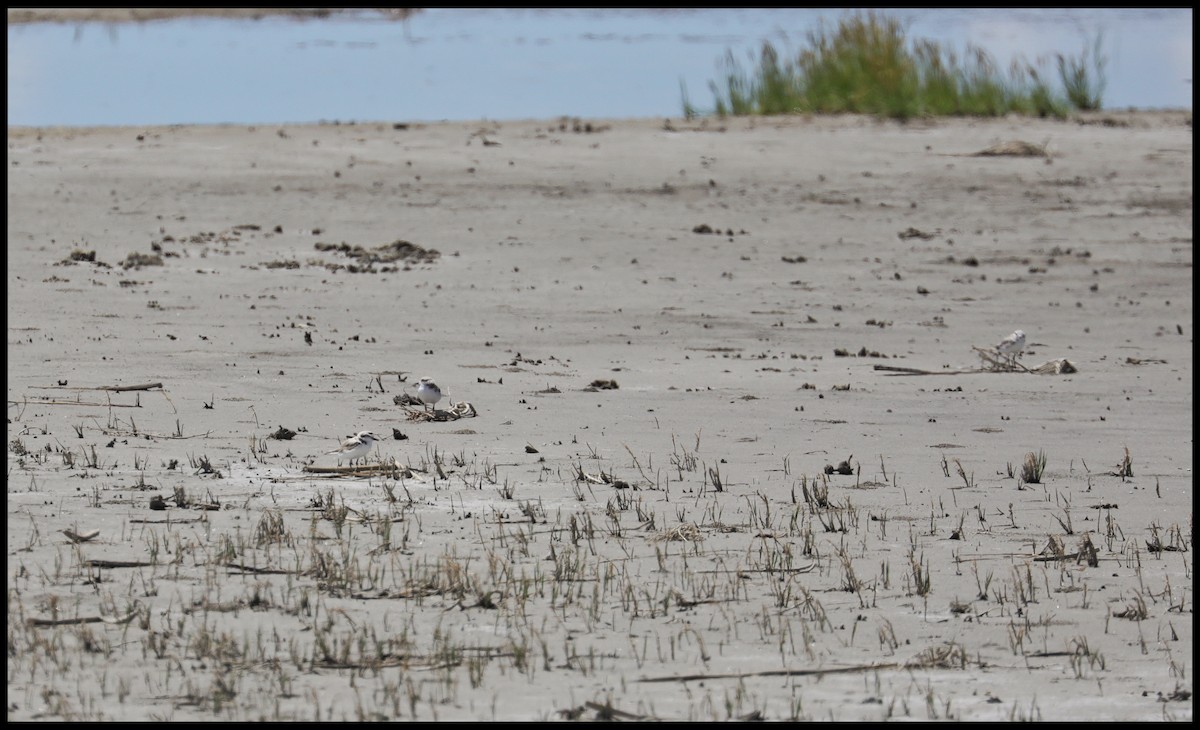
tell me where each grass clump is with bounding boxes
[685,11,1106,120]
[1020,450,1047,484]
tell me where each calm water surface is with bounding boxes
[6,8,1192,127]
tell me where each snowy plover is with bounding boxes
[996,329,1026,365]
[327,430,380,466]
[415,377,443,413]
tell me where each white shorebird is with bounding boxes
[415,377,443,413]
[326,430,380,466]
[996,329,1026,366]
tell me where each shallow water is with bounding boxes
[6,8,1192,127]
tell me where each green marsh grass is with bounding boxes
[685,12,1107,120]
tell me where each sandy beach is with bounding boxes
[6,108,1193,721]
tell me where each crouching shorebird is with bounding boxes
[327,430,380,466]
[996,329,1026,367]
[415,377,443,413]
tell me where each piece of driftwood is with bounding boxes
[222,563,295,575]
[303,461,414,477]
[34,382,162,391]
[696,564,817,575]
[27,610,138,627]
[8,399,143,408]
[99,382,163,392]
[85,559,156,569]
[873,365,976,376]
[875,358,1076,376]
[23,382,177,414]
[638,662,902,683]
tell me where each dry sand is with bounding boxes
[6,110,1193,721]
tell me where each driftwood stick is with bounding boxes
[28,615,108,627]
[873,364,977,376]
[303,462,413,476]
[30,384,176,412]
[954,553,1038,561]
[35,382,163,392]
[697,564,818,575]
[84,559,156,569]
[28,610,138,627]
[223,563,296,575]
[874,364,940,375]
[99,382,163,392]
[638,662,902,683]
[1032,552,1093,563]
[99,428,212,440]
[7,400,142,408]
